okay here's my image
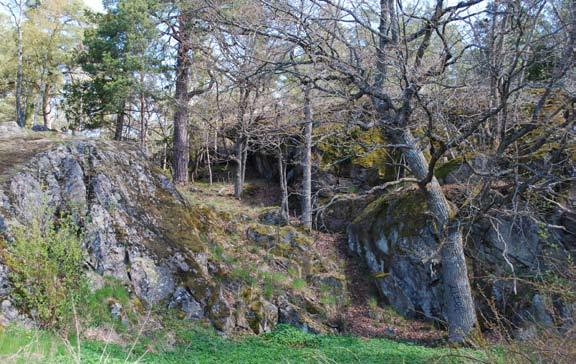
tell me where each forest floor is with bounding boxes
[187,180,445,345]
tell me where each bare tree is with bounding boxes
[301,81,313,230]
[203,0,576,341]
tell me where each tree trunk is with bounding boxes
[234,87,249,198]
[278,149,289,222]
[391,128,476,341]
[172,14,192,184]
[241,140,248,186]
[139,72,147,151]
[206,149,213,185]
[114,106,125,141]
[42,83,51,129]
[234,136,244,199]
[301,83,313,230]
[16,15,24,128]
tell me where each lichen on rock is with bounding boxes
[0,138,348,337]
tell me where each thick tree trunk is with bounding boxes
[391,128,476,341]
[301,83,313,230]
[172,14,192,184]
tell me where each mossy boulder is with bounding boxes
[348,187,575,332]
[348,189,443,321]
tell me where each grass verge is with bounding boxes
[0,324,495,364]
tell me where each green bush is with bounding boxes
[2,215,86,328]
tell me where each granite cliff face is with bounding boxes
[0,139,345,334]
[347,187,575,336]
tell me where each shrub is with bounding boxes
[2,215,86,328]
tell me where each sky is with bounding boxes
[84,0,104,13]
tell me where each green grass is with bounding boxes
[291,278,308,291]
[82,277,134,330]
[0,324,493,364]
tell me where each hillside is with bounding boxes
[0,134,472,363]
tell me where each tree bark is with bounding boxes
[278,149,289,222]
[172,14,192,184]
[139,72,147,151]
[206,148,213,185]
[391,128,476,341]
[370,0,476,341]
[234,136,244,199]
[241,139,248,186]
[42,83,51,129]
[15,3,24,128]
[301,82,313,230]
[114,105,125,141]
[234,86,249,198]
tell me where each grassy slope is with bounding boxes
[0,325,491,364]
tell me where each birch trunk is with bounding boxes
[42,83,51,129]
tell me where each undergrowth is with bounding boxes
[1,214,85,328]
[0,324,492,364]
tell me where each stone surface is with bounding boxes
[347,191,442,321]
[0,122,23,137]
[0,139,347,336]
[31,125,51,132]
[0,140,234,332]
[258,208,287,226]
[347,188,574,331]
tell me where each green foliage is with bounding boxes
[67,0,164,128]
[262,271,288,300]
[81,277,133,329]
[262,324,321,348]
[0,323,492,363]
[0,325,66,363]
[0,0,84,127]
[2,215,85,328]
[230,265,256,285]
[291,278,308,291]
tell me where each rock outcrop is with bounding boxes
[0,139,346,334]
[347,187,575,335]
